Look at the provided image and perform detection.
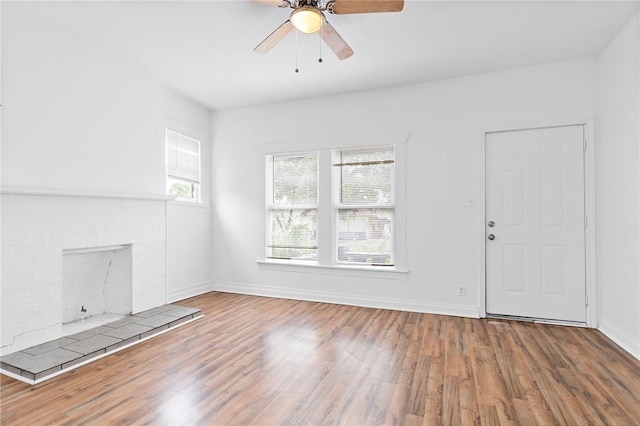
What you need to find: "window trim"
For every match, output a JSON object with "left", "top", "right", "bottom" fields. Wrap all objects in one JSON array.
[{"left": 260, "top": 132, "right": 408, "bottom": 272}]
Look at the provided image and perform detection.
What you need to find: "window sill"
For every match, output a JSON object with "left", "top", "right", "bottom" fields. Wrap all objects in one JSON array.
[
  {"left": 256, "top": 259, "right": 408, "bottom": 280},
  {"left": 168, "top": 200, "right": 209, "bottom": 209}
]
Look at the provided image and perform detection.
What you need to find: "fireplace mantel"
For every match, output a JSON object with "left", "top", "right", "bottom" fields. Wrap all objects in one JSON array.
[{"left": 0, "top": 186, "right": 175, "bottom": 201}]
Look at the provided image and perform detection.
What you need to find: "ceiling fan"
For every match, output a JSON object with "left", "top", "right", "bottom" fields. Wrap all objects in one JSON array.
[{"left": 253, "top": 0, "right": 404, "bottom": 61}]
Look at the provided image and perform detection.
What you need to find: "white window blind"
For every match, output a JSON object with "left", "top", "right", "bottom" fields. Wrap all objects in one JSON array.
[
  {"left": 333, "top": 146, "right": 395, "bottom": 265},
  {"left": 166, "top": 129, "right": 200, "bottom": 184},
  {"left": 166, "top": 129, "right": 201, "bottom": 203},
  {"left": 267, "top": 152, "right": 318, "bottom": 260}
]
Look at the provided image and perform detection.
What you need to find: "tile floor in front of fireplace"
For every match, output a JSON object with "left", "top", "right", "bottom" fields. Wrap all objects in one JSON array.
[{"left": 0, "top": 304, "right": 202, "bottom": 383}]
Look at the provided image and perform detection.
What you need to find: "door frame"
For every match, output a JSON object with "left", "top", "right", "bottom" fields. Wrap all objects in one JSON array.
[{"left": 480, "top": 118, "right": 597, "bottom": 328}]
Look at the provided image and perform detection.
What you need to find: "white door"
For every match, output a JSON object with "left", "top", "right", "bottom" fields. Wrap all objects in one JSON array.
[{"left": 485, "top": 125, "right": 586, "bottom": 323}]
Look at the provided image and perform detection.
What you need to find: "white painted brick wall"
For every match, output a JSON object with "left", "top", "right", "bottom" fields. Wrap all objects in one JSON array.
[{"left": 1, "top": 193, "right": 167, "bottom": 355}]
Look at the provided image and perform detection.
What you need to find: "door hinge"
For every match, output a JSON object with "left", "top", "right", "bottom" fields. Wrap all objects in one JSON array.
[
  {"left": 583, "top": 139, "right": 587, "bottom": 151},
  {"left": 585, "top": 294, "right": 589, "bottom": 306},
  {"left": 584, "top": 216, "right": 588, "bottom": 228}
]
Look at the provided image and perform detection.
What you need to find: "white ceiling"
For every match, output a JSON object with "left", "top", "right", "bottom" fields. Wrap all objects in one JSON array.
[{"left": 17, "top": 1, "right": 640, "bottom": 110}]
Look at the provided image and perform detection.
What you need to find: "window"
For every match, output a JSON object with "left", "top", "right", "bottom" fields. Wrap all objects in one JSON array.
[
  {"left": 166, "top": 129, "right": 201, "bottom": 203},
  {"left": 265, "top": 145, "right": 396, "bottom": 268},
  {"left": 333, "top": 146, "right": 395, "bottom": 265},
  {"left": 266, "top": 152, "right": 318, "bottom": 260}
]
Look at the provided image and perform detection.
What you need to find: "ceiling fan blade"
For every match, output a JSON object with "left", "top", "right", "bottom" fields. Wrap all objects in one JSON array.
[
  {"left": 254, "top": 20, "right": 295, "bottom": 53},
  {"left": 319, "top": 21, "right": 354, "bottom": 60},
  {"left": 330, "top": 0, "right": 404, "bottom": 14},
  {"left": 251, "top": 0, "right": 290, "bottom": 7}
]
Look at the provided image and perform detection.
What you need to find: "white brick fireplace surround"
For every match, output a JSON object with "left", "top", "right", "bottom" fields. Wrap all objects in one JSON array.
[{"left": 1, "top": 189, "right": 170, "bottom": 356}]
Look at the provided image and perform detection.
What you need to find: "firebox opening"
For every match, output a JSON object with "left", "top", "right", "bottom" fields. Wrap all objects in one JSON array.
[{"left": 62, "top": 244, "right": 133, "bottom": 335}]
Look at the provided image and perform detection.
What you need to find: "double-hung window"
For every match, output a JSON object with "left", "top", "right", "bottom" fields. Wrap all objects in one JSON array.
[
  {"left": 166, "top": 129, "right": 201, "bottom": 203},
  {"left": 266, "top": 145, "right": 397, "bottom": 268},
  {"left": 333, "top": 146, "right": 395, "bottom": 266},
  {"left": 266, "top": 152, "right": 318, "bottom": 260}
]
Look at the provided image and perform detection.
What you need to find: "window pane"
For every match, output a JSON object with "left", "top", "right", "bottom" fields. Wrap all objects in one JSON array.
[
  {"left": 337, "top": 208, "right": 394, "bottom": 265},
  {"left": 268, "top": 209, "right": 318, "bottom": 260},
  {"left": 273, "top": 154, "right": 317, "bottom": 206},
  {"left": 335, "top": 147, "right": 394, "bottom": 205},
  {"left": 167, "top": 177, "right": 199, "bottom": 202}
]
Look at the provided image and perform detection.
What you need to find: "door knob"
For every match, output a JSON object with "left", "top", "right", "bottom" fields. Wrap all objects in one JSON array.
[
  {"left": 488, "top": 221, "right": 495, "bottom": 227},
  {"left": 488, "top": 234, "right": 495, "bottom": 241}
]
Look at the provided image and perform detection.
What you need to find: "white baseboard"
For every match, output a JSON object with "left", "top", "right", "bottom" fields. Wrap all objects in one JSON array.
[
  {"left": 598, "top": 319, "right": 640, "bottom": 361},
  {"left": 210, "top": 281, "right": 480, "bottom": 319},
  {"left": 168, "top": 281, "right": 216, "bottom": 303}
]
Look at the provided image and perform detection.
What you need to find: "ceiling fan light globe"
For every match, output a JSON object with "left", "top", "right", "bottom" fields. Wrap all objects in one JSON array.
[{"left": 290, "top": 7, "right": 324, "bottom": 33}]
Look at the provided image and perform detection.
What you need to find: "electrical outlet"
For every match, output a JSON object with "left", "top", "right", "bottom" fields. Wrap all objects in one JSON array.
[{"left": 457, "top": 286, "right": 466, "bottom": 297}]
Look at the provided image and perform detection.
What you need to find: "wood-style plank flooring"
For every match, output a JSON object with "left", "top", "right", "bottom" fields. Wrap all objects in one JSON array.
[{"left": 1, "top": 292, "right": 639, "bottom": 425}]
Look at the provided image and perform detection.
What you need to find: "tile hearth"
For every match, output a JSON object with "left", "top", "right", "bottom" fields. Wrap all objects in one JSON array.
[{"left": 0, "top": 304, "right": 202, "bottom": 384}]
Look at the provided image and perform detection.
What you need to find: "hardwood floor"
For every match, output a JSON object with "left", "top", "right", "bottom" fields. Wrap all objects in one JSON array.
[{"left": 1, "top": 292, "right": 639, "bottom": 425}]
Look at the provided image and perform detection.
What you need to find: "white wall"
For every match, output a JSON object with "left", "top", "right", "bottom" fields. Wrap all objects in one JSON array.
[
  {"left": 596, "top": 13, "right": 640, "bottom": 359},
  {"left": 211, "top": 58, "right": 597, "bottom": 317},
  {"left": 1, "top": 5, "right": 161, "bottom": 195},
  {"left": 1, "top": 4, "right": 212, "bottom": 307}
]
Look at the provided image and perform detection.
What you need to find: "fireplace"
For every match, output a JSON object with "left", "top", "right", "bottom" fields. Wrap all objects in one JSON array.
[{"left": 1, "top": 190, "right": 169, "bottom": 356}]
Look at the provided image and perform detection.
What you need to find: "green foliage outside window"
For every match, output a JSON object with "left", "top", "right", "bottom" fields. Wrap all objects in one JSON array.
[
  {"left": 168, "top": 178, "right": 198, "bottom": 202},
  {"left": 269, "top": 209, "right": 317, "bottom": 259}
]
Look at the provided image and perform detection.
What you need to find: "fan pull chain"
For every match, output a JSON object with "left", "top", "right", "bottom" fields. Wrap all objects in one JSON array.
[
  {"left": 295, "top": 31, "right": 299, "bottom": 73},
  {"left": 318, "top": 33, "right": 323, "bottom": 63}
]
